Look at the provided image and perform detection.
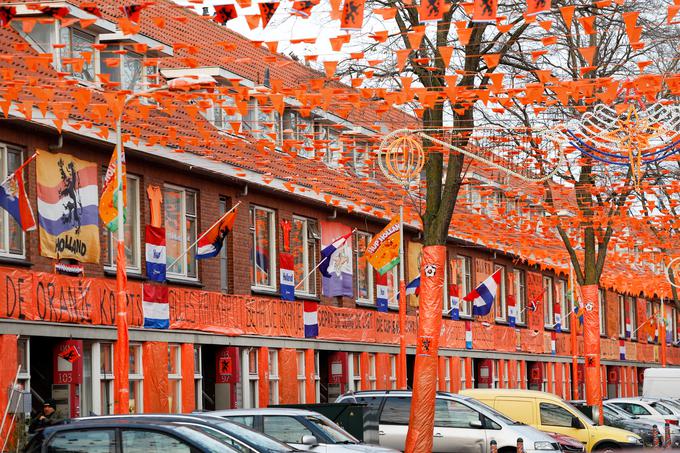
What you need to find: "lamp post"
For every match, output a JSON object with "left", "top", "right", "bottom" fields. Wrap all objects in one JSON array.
[{"left": 113, "top": 75, "right": 216, "bottom": 414}]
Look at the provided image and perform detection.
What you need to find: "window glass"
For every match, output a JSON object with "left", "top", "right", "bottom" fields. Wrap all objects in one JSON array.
[
  {"left": 651, "top": 402, "right": 673, "bottom": 415},
  {"left": 379, "top": 397, "right": 411, "bottom": 425},
  {"left": 543, "top": 276, "right": 553, "bottom": 327},
  {"left": 622, "top": 403, "right": 650, "bottom": 416},
  {"left": 435, "top": 399, "right": 482, "bottom": 428},
  {"left": 107, "top": 176, "right": 140, "bottom": 270},
  {"left": 457, "top": 256, "right": 472, "bottom": 316},
  {"left": 250, "top": 206, "right": 276, "bottom": 289},
  {"left": 539, "top": 402, "right": 575, "bottom": 428},
  {"left": 59, "top": 28, "right": 95, "bottom": 81},
  {"left": 48, "top": 430, "right": 115, "bottom": 453},
  {"left": 164, "top": 185, "right": 197, "bottom": 278},
  {"left": 305, "top": 416, "right": 357, "bottom": 443},
  {"left": 292, "top": 217, "right": 318, "bottom": 295},
  {"left": 514, "top": 269, "right": 527, "bottom": 324},
  {"left": 494, "top": 265, "right": 506, "bottom": 320},
  {"left": 227, "top": 416, "right": 255, "bottom": 428},
  {"left": 122, "top": 51, "right": 144, "bottom": 91},
  {"left": 219, "top": 198, "right": 229, "bottom": 293},
  {"left": 598, "top": 289, "right": 606, "bottom": 335},
  {"left": 122, "top": 430, "right": 191, "bottom": 453},
  {"left": 263, "top": 416, "right": 314, "bottom": 444},
  {"left": 0, "top": 146, "right": 25, "bottom": 256},
  {"left": 18, "top": 21, "right": 54, "bottom": 53},
  {"left": 354, "top": 231, "right": 372, "bottom": 302},
  {"left": 355, "top": 396, "right": 385, "bottom": 423}
]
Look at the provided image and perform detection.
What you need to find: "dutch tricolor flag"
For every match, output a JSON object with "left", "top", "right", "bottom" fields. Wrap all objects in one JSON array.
[
  {"left": 465, "top": 320, "right": 473, "bottom": 350},
  {"left": 466, "top": 269, "right": 502, "bottom": 317},
  {"left": 304, "top": 300, "right": 319, "bottom": 338},
  {"left": 619, "top": 339, "right": 626, "bottom": 360},
  {"left": 143, "top": 284, "right": 169, "bottom": 329}
]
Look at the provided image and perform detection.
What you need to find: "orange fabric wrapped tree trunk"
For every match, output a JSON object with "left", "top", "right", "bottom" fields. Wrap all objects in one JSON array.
[
  {"left": 404, "top": 246, "right": 445, "bottom": 453},
  {"left": 582, "top": 284, "right": 601, "bottom": 406}
]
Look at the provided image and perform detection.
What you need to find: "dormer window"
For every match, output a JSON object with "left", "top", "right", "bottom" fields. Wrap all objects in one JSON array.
[
  {"left": 99, "top": 47, "right": 153, "bottom": 91},
  {"left": 59, "top": 27, "right": 95, "bottom": 81},
  {"left": 281, "top": 110, "right": 314, "bottom": 158}
]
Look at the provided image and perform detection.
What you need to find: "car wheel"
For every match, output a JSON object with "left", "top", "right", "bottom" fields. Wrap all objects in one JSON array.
[{"left": 594, "top": 443, "right": 619, "bottom": 453}]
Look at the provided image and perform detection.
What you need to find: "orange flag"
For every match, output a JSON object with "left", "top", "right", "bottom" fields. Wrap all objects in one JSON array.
[
  {"left": 419, "top": 0, "right": 445, "bottom": 22},
  {"left": 258, "top": 2, "right": 279, "bottom": 28},
  {"left": 473, "top": 0, "right": 497, "bottom": 22},
  {"left": 526, "top": 0, "right": 550, "bottom": 16},
  {"left": 340, "top": 0, "right": 365, "bottom": 29}
]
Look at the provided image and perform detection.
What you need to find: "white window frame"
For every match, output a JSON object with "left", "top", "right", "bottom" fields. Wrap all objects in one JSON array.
[
  {"left": 205, "top": 93, "right": 241, "bottom": 132},
  {"left": 629, "top": 297, "right": 638, "bottom": 340},
  {"left": 164, "top": 184, "right": 198, "bottom": 280},
  {"left": 354, "top": 231, "right": 374, "bottom": 305},
  {"left": 17, "top": 338, "right": 30, "bottom": 392},
  {"left": 128, "top": 343, "right": 143, "bottom": 414},
  {"left": 297, "top": 350, "right": 306, "bottom": 404},
  {"left": 348, "top": 353, "right": 362, "bottom": 392},
  {"left": 543, "top": 276, "right": 554, "bottom": 329},
  {"left": 242, "top": 348, "right": 259, "bottom": 409},
  {"left": 494, "top": 264, "right": 506, "bottom": 321},
  {"left": 268, "top": 349, "right": 279, "bottom": 405},
  {"left": 0, "top": 144, "right": 25, "bottom": 258},
  {"left": 100, "top": 45, "right": 156, "bottom": 92},
  {"left": 250, "top": 205, "right": 277, "bottom": 291},
  {"left": 292, "top": 216, "right": 319, "bottom": 297},
  {"left": 458, "top": 255, "right": 473, "bottom": 318},
  {"left": 598, "top": 289, "right": 606, "bottom": 336},
  {"left": 386, "top": 266, "right": 399, "bottom": 310},
  {"left": 59, "top": 26, "right": 97, "bottom": 82},
  {"left": 559, "top": 280, "right": 570, "bottom": 331},
  {"left": 194, "top": 345, "right": 203, "bottom": 411},
  {"left": 619, "top": 295, "right": 626, "bottom": 338},
  {"left": 514, "top": 269, "right": 527, "bottom": 325},
  {"left": 92, "top": 342, "right": 114, "bottom": 415},
  {"left": 368, "top": 354, "right": 377, "bottom": 390},
  {"left": 105, "top": 174, "right": 141, "bottom": 273},
  {"left": 389, "top": 355, "right": 397, "bottom": 389},
  {"left": 168, "top": 344, "right": 182, "bottom": 413}
]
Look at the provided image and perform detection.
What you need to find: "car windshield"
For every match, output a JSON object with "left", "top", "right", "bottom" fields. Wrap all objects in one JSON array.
[
  {"left": 304, "top": 415, "right": 358, "bottom": 444},
  {"left": 213, "top": 420, "right": 296, "bottom": 451},
  {"left": 652, "top": 402, "right": 674, "bottom": 415},
  {"left": 463, "top": 398, "right": 517, "bottom": 425},
  {"left": 562, "top": 401, "right": 594, "bottom": 426},
  {"left": 174, "top": 426, "right": 240, "bottom": 453}
]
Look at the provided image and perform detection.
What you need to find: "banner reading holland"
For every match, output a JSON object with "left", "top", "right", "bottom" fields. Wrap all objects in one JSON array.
[
  {"left": 37, "top": 151, "right": 100, "bottom": 263},
  {"left": 365, "top": 216, "right": 400, "bottom": 275}
]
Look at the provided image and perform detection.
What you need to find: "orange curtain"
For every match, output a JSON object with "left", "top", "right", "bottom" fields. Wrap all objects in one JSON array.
[
  {"left": 305, "top": 349, "right": 316, "bottom": 403},
  {"left": 114, "top": 242, "right": 129, "bottom": 414},
  {"left": 181, "top": 343, "right": 195, "bottom": 413},
  {"left": 404, "top": 246, "right": 445, "bottom": 453},
  {"left": 581, "top": 284, "right": 601, "bottom": 405},
  {"left": 564, "top": 363, "right": 572, "bottom": 400},
  {"left": 437, "top": 357, "right": 447, "bottom": 391},
  {"left": 498, "top": 359, "right": 505, "bottom": 389},
  {"left": 0, "top": 335, "right": 18, "bottom": 444},
  {"left": 143, "top": 342, "right": 169, "bottom": 413},
  {"left": 520, "top": 361, "right": 527, "bottom": 389},
  {"left": 450, "top": 357, "right": 461, "bottom": 393},
  {"left": 258, "top": 347, "right": 270, "bottom": 407},
  {"left": 376, "top": 353, "right": 390, "bottom": 390},
  {"left": 508, "top": 360, "right": 517, "bottom": 389},
  {"left": 547, "top": 362, "right": 554, "bottom": 394},
  {"left": 360, "top": 352, "right": 370, "bottom": 390},
  {"left": 278, "top": 348, "right": 299, "bottom": 404},
  {"left": 555, "top": 363, "right": 564, "bottom": 398},
  {"left": 465, "top": 357, "right": 473, "bottom": 389}
]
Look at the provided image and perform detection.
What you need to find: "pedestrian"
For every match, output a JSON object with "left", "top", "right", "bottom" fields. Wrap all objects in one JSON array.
[{"left": 28, "top": 399, "right": 63, "bottom": 433}]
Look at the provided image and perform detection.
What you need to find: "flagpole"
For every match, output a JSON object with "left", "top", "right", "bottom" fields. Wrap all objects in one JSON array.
[
  {"left": 167, "top": 201, "right": 241, "bottom": 270},
  {"left": 661, "top": 297, "right": 667, "bottom": 368},
  {"left": 398, "top": 203, "right": 407, "bottom": 389},
  {"left": 0, "top": 152, "right": 39, "bottom": 187},
  {"left": 570, "top": 262, "right": 579, "bottom": 400}
]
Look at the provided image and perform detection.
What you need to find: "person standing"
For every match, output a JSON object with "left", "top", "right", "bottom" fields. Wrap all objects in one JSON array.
[{"left": 28, "top": 399, "right": 63, "bottom": 433}]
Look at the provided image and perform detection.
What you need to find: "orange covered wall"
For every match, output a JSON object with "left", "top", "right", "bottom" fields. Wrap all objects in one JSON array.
[
  {"left": 278, "top": 348, "right": 299, "bottom": 404},
  {"left": 0, "top": 335, "right": 18, "bottom": 443},
  {"left": 181, "top": 343, "right": 195, "bottom": 413},
  {"left": 143, "top": 342, "right": 169, "bottom": 413}
]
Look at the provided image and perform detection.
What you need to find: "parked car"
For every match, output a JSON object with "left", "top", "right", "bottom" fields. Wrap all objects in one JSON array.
[
  {"left": 607, "top": 397, "right": 680, "bottom": 424},
  {"left": 23, "top": 419, "right": 239, "bottom": 453},
  {"left": 460, "top": 389, "right": 643, "bottom": 452},
  {"left": 211, "top": 408, "right": 400, "bottom": 452},
  {"left": 335, "top": 390, "right": 561, "bottom": 452},
  {"left": 72, "top": 413, "right": 296, "bottom": 453},
  {"left": 571, "top": 400, "right": 680, "bottom": 447}
]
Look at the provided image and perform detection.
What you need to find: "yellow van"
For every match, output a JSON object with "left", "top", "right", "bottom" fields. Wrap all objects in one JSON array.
[{"left": 460, "top": 389, "right": 642, "bottom": 452}]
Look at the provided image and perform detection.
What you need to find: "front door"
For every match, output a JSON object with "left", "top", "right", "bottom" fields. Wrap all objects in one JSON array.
[
  {"left": 432, "top": 398, "right": 487, "bottom": 453},
  {"left": 538, "top": 401, "right": 589, "bottom": 446}
]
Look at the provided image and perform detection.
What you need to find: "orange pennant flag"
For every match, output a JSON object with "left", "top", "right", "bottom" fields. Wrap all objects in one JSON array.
[
  {"left": 482, "top": 53, "right": 500, "bottom": 68},
  {"left": 578, "top": 46, "right": 596, "bottom": 66},
  {"left": 438, "top": 46, "right": 453, "bottom": 67},
  {"left": 323, "top": 60, "right": 338, "bottom": 78},
  {"left": 395, "top": 49, "right": 411, "bottom": 72},
  {"left": 419, "top": 0, "right": 445, "bottom": 22},
  {"left": 578, "top": 16, "right": 596, "bottom": 35},
  {"left": 560, "top": 5, "right": 575, "bottom": 29},
  {"left": 473, "top": 0, "right": 497, "bottom": 22},
  {"left": 258, "top": 2, "right": 279, "bottom": 28},
  {"left": 340, "top": 0, "right": 365, "bottom": 30}
]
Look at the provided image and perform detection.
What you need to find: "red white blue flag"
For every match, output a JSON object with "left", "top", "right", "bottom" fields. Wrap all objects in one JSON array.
[
  {"left": 143, "top": 284, "right": 169, "bottom": 329},
  {"left": 304, "top": 300, "right": 318, "bottom": 338},
  {"left": 467, "top": 269, "right": 502, "bottom": 317},
  {"left": 145, "top": 225, "right": 166, "bottom": 282},
  {"left": 196, "top": 210, "right": 237, "bottom": 259},
  {"left": 465, "top": 320, "right": 473, "bottom": 349},
  {"left": 280, "top": 253, "right": 295, "bottom": 301},
  {"left": 0, "top": 163, "right": 36, "bottom": 232},
  {"left": 375, "top": 272, "right": 389, "bottom": 312}
]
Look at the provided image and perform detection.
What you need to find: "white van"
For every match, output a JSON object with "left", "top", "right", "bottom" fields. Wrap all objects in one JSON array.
[{"left": 643, "top": 368, "right": 680, "bottom": 400}]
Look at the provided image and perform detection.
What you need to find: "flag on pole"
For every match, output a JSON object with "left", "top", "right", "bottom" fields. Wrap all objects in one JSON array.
[
  {"left": 508, "top": 294, "right": 517, "bottom": 327},
  {"left": 320, "top": 230, "right": 353, "bottom": 298},
  {"left": 304, "top": 300, "right": 318, "bottom": 338},
  {"left": 196, "top": 210, "right": 237, "bottom": 259},
  {"left": 0, "top": 160, "right": 36, "bottom": 232},
  {"left": 405, "top": 276, "right": 420, "bottom": 296},
  {"left": 142, "top": 284, "right": 169, "bottom": 329},
  {"left": 467, "top": 269, "right": 502, "bottom": 317},
  {"left": 550, "top": 331, "right": 557, "bottom": 355},
  {"left": 365, "top": 216, "right": 400, "bottom": 275},
  {"left": 619, "top": 339, "right": 626, "bottom": 360},
  {"left": 99, "top": 147, "right": 126, "bottom": 232},
  {"left": 449, "top": 283, "right": 460, "bottom": 320},
  {"left": 280, "top": 253, "right": 295, "bottom": 301},
  {"left": 465, "top": 320, "right": 473, "bottom": 349},
  {"left": 145, "top": 225, "right": 166, "bottom": 282},
  {"left": 376, "top": 272, "right": 389, "bottom": 312}
]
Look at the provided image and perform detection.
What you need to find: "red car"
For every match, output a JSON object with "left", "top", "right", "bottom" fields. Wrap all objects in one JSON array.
[{"left": 547, "top": 432, "right": 586, "bottom": 452}]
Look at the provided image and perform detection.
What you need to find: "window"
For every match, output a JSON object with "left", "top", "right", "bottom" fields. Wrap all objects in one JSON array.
[
  {"left": 129, "top": 344, "right": 143, "bottom": 413},
  {"left": 612, "top": 402, "right": 650, "bottom": 416},
  {"left": 15, "top": 20, "right": 55, "bottom": 53},
  {"left": 98, "top": 342, "right": 114, "bottom": 415},
  {"left": 494, "top": 265, "right": 506, "bottom": 321},
  {"left": 106, "top": 175, "right": 140, "bottom": 272},
  {"left": 164, "top": 185, "right": 197, "bottom": 279},
  {"left": 48, "top": 429, "right": 115, "bottom": 453},
  {"left": 206, "top": 94, "right": 241, "bottom": 131},
  {"left": 457, "top": 256, "right": 473, "bottom": 317},
  {"left": 122, "top": 430, "right": 191, "bottom": 453},
  {"left": 269, "top": 349, "right": 279, "bottom": 405},
  {"left": 670, "top": 307, "right": 678, "bottom": 343},
  {"left": 354, "top": 231, "right": 374, "bottom": 304},
  {"left": 242, "top": 98, "right": 276, "bottom": 141},
  {"left": 350, "top": 353, "right": 362, "bottom": 391},
  {"left": 59, "top": 27, "right": 96, "bottom": 82},
  {"left": 540, "top": 402, "right": 575, "bottom": 427},
  {"left": 390, "top": 356, "right": 397, "bottom": 389},
  {"left": 380, "top": 397, "right": 412, "bottom": 425},
  {"left": 559, "top": 280, "right": 570, "bottom": 330},
  {"left": 250, "top": 205, "right": 276, "bottom": 290},
  {"left": 194, "top": 345, "right": 203, "bottom": 411},
  {"left": 292, "top": 216, "right": 319, "bottom": 296},
  {"left": 435, "top": 399, "right": 482, "bottom": 428},
  {"left": 17, "top": 338, "right": 29, "bottom": 392},
  {"left": 219, "top": 198, "right": 229, "bottom": 293},
  {"left": 316, "top": 123, "right": 343, "bottom": 167},
  {"left": 651, "top": 402, "right": 674, "bottom": 415},
  {"left": 628, "top": 297, "right": 638, "bottom": 340},
  {"left": 369, "top": 353, "right": 377, "bottom": 390},
  {"left": 100, "top": 47, "right": 155, "bottom": 92},
  {"left": 168, "top": 344, "right": 182, "bottom": 413},
  {"left": 544, "top": 276, "right": 554, "bottom": 328},
  {"left": 297, "top": 350, "right": 306, "bottom": 403},
  {"left": 245, "top": 348, "right": 258, "bottom": 408},
  {"left": 598, "top": 289, "right": 606, "bottom": 336},
  {"left": 263, "top": 416, "right": 314, "bottom": 444},
  {"left": 514, "top": 269, "right": 527, "bottom": 325},
  {"left": 0, "top": 145, "right": 25, "bottom": 257},
  {"left": 619, "top": 295, "right": 626, "bottom": 338},
  {"left": 386, "top": 266, "right": 399, "bottom": 310},
  {"left": 280, "top": 110, "right": 314, "bottom": 158}
]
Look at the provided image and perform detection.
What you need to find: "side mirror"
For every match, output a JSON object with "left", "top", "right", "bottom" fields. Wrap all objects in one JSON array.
[
  {"left": 301, "top": 435, "right": 319, "bottom": 446},
  {"left": 571, "top": 416, "right": 584, "bottom": 429},
  {"left": 469, "top": 420, "right": 484, "bottom": 429}
]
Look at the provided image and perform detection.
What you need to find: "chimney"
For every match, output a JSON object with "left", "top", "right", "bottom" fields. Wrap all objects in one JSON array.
[{"left": 202, "top": 6, "right": 210, "bottom": 16}]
